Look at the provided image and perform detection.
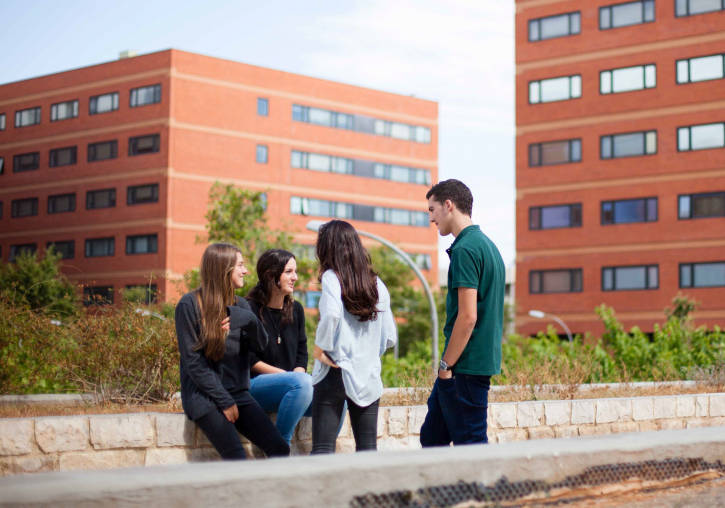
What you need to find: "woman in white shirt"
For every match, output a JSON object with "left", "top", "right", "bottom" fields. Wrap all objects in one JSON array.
[{"left": 311, "top": 220, "right": 397, "bottom": 454}]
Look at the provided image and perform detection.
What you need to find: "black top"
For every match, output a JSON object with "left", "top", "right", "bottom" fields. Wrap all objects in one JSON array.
[
  {"left": 247, "top": 299, "right": 308, "bottom": 375},
  {"left": 175, "top": 293, "right": 268, "bottom": 421}
]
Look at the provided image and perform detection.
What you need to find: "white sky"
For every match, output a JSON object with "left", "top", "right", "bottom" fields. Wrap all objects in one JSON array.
[{"left": 0, "top": 0, "right": 516, "bottom": 272}]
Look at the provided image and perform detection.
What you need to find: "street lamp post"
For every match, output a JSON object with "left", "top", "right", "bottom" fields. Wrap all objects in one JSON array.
[
  {"left": 528, "top": 309, "right": 573, "bottom": 342},
  {"left": 306, "top": 220, "right": 439, "bottom": 370}
]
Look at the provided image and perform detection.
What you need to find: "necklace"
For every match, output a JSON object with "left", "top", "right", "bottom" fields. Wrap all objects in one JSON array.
[{"left": 265, "top": 307, "right": 283, "bottom": 345}]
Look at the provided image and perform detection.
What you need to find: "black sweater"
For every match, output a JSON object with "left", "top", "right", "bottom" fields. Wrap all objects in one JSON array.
[
  {"left": 247, "top": 299, "right": 308, "bottom": 375},
  {"left": 175, "top": 293, "right": 268, "bottom": 420}
]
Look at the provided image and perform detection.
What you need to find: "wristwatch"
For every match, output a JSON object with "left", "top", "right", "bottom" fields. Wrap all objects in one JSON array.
[{"left": 439, "top": 359, "right": 452, "bottom": 371}]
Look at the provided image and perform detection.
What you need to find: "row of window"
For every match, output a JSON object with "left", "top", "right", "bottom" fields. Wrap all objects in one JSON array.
[
  {"left": 528, "top": 0, "right": 724, "bottom": 42},
  {"left": 528, "top": 122, "right": 724, "bottom": 168},
  {"left": 292, "top": 104, "right": 431, "bottom": 144},
  {"left": 3, "top": 184, "right": 158, "bottom": 219},
  {"left": 1, "top": 134, "right": 160, "bottom": 174},
  {"left": 82, "top": 285, "right": 158, "bottom": 306},
  {"left": 529, "top": 51, "right": 725, "bottom": 104},
  {"left": 2, "top": 85, "right": 161, "bottom": 129},
  {"left": 291, "top": 150, "right": 431, "bottom": 185},
  {"left": 290, "top": 196, "right": 429, "bottom": 227},
  {"left": 530, "top": 261, "right": 725, "bottom": 294},
  {"left": 529, "top": 192, "right": 724, "bottom": 229},
  {"left": 8, "top": 234, "right": 158, "bottom": 262}
]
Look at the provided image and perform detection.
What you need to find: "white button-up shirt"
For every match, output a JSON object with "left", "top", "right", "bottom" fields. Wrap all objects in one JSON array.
[{"left": 311, "top": 270, "right": 397, "bottom": 407}]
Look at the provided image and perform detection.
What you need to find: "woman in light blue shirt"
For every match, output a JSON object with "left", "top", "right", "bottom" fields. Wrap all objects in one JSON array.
[{"left": 311, "top": 220, "right": 397, "bottom": 454}]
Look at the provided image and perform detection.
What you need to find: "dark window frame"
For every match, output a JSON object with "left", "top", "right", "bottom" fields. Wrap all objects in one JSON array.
[
  {"left": 678, "top": 191, "right": 725, "bottom": 219},
  {"left": 87, "top": 140, "right": 118, "bottom": 162},
  {"left": 49, "top": 146, "right": 78, "bottom": 167},
  {"left": 14, "top": 106, "right": 41, "bottom": 128},
  {"left": 125, "top": 234, "right": 158, "bottom": 255},
  {"left": 529, "top": 203, "right": 582, "bottom": 230},
  {"left": 83, "top": 286, "right": 114, "bottom": 306},
  {"left": 677, "top": 121, "right": 725, "bottom": 152},
  {"left": 13, "top": 152, "right": 40, "bottom": 172},
  {"left": 679, "top": 261, "right": 725, "bottom": 288},
  {"left": 528, "top": 11, "right": 581, "bottom": 42},
  {"left": 127, "top": 183, "right": 159, "bottom": 205},
  {"left": 128, "top": 134, "right": 160, "bottom": 156},
  {"left": 50, "top": 99, "right": 79, "bottom": 122},
  {"left": 600, "top": 63, "right": 657, "bottom": 94},
  {"left": 528, "top": 138, "right": 582, "bottom": 166},
  {"left": 602, "top": 264, "right": 659, "bottom": 291},
  {"left": 0, "top": 112, "right": 5, "bottom": 131},
  {"left": 11, "top": 197, "right": 39, "bottom": 218},
  {"left": 84, "top": 237, "right": 115, "bottom": 258},
  {"left": 257, "top": 97, "right": 269, "bottom": 116},
  {"left": 601, "top": 196, "right": 658, "bottom": 225},
  {"left": 9, "top": 243, "right": 37, "bottom": 262},
  {"left": 600, "top": 129, "right": 657, "bottom": 159},
  {"left": 46, "top": 240, "right": 75, "bottom": 260},
  {"left": 675, "top": 0, "right": 725, "bottom": 17},
  {"left": 89, "top": 92, "right": 119, "bottom": 115},
  {"left": 600, "top": 0, "right": 656, "bottom": 30},
  {"left": 529, "top": 268, "right": 583, "bottom": 294},
  {"left": 47, "top": 193, "right": 76, "bottom": 214},
  {"left": 256, "top": 144, "right": 268, "bottom": 164},
  {"left": 86, "top": 188, "right": 116, "bottom": 209},
  {"left": 528, "top": 74, "right": 582, "bottom": 104},
  {"left": 129, "top": 84, "right": 161, "bottom": 108},
  {"left": 676, "top": 52, "right": 725, "bottom": 84}
]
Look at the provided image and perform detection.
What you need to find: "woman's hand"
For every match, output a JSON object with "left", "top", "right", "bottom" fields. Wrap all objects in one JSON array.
[
  {"left": 221, "top": 316, "right": 230, "bottom": 334},
  {"left": 223, "top": 404, "right": 239, "bottom": 423},
  {"left": 293, "top": 366, "right": 306, "bottom": 373},
  {"left": 313, "top": 345, "right": 339, "bottom": 368}
]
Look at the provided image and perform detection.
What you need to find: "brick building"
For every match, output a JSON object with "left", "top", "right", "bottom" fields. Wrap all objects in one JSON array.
[
  {"left": 516, "top": 0, "right": 725, "bottom": 336},
  {"left": 0, "top": 50, "right": 438, "bottom": 304}
]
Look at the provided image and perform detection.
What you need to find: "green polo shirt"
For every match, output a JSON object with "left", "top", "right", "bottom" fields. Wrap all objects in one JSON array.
[{"left": 444, "top": 225, "right": 505, "bottom": 376}]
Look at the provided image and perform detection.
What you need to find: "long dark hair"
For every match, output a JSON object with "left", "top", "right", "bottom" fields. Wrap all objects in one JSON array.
[
  {"left": 316, "top": 220, "right": 378, "bottom": 322},
  {"left": 195, "top": 243, "right": 242, "bottom": 362},
  {"left": 247, "top": 249, "right": 295, "bottom": 324}
]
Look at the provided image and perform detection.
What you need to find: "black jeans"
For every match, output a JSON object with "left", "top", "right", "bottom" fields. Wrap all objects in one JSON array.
[
  {"left": 195, "top": 391, "right": 290, "bottom": 460},
  {"left": 420, "top": 373, "right": 491, "bottom": 447},
  {"left": 311, "top": 368, "right": 379, "bottom": 454}
]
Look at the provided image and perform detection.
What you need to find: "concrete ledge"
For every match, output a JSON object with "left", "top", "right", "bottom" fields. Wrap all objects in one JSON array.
[{"left": 1, "top": 426, "right": 724, "bottom": 507}]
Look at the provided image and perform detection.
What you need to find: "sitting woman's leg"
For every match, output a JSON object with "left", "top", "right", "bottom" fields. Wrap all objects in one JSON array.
[
  {"left": 195, "top": 409, "right": 246, "bottom": 460},
  {"left": 235, "top": 392, "right": 290, "bottom": 458},
  {"left": 311, "top": 368, "right": 346, "bottom": 454},
  {"left": 250, "top": 372, "right": 313, "bottom": 444}
]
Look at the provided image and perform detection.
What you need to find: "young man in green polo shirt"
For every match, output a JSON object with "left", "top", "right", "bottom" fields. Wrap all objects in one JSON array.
[{"left": 420, "top": 179, "right": 505, "bottom": 446}]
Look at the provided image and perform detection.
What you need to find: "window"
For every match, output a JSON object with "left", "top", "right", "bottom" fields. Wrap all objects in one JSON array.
[
  {"left": 529, "top": 204, "right": 582, "bottom": 230},
  {"left": 9, "top": 243, "right": 37, "bottom": 262},
  {"left": 11, "top": 198, "right": 38, "bottom": 218},
  {"left": 50, "top": 100, "right": 79, "bottom": 122},
  {"left": 678, "top": 192, "right": 725, "bottom": 219},
  {"left": 602, "top": 265, "right": 658, "bottom": 291},
  {"left": 49, "top": 146, "right": 77, "bottom": 167},
  {"left": 86, "top": 188, "right": 116, "bottom": 209},
  {"left": 48, "top": 193, "right": 76, "bottom": 214},
  {"left": 600, "top": 0, "right": 655, "bottom": 29},
  {"left": 89, "top": 92, "right": 119, "bottom": 115},
  {"left": 83, "top": 286, "right": 114, "bottom": 306},
  {"left": 256, "top": 144, "right": 268, "bottom": 163},
  {"left": 530, "top": 269, "right": 582, "bottom": 294},
  {"left": 303, "top": 290, "right": 322, "bottom": 308},
  {"left": 601, "top": 130, "right": 657, "bottom": 158},
  {"left": 125, "top": 284, "right": 158, "bottom": 304},
  {"left": 602, "top": 197, "right": 657, "bottom": 224},
  {"left": 677, "top": 53, "right": 725, "bottom": 84},
  {"left": 257, "top": 98, "right": 269, "bottom": 116},
  {"left": 46, "top": 240, "right": 75, "bottom": 260},
  {"left": 680, "top": 261, "right": 725, "bottom": 288},
  {"left": 0, "top": 113, "right": 5, "bottom": 130},
  {"left": 291, "top": 150, "right": 431, "bottom": 184},
  {"left": 126, "top": 234, "right": 158, "bottom": 254},
  {"left": 87, "top": 140, "right": 118, "bottom": 161},
  {"left": 678, "top": 122, "right": 725, "bottom": 151},
  {"left": 529, "top": 139, "right": 581, "bottom": 166},
  {"left": 290, "top": 196, "right": 428, "bottom": 226},
  {"left": 85, "top": 237, "right": 114, "bottom": 257},
  {"left": 13, "top": 152, "right": 40, "bottom": 172},
  {"left": 292, "top": 104, "right": 431, "bottom": 143},
  {"left": 528, "top": 11, "right": 580, "bottom": 41},
  {"left": 600, "top": 64, "right": 656, "bottom": 94},
  {"left": 0, "top": 157, "right": 3, "bottom": 175},
  {"left": 528, "top": 75, "right": 581, "bottom": 104},
  {"left": 676, "top": 0, "right": 725, "bottom": 17},
  {"left": 130, "top": 84, "right": 161, "bottom": 107},
  {"left": 127, "top": 183, "right": 159, "bottom": 205},
  {"left": 14, "top": 107, "right": 41, "bottom": 127},
  {"left": 128, "top": 134, "right": 160, "bottom": 156}
]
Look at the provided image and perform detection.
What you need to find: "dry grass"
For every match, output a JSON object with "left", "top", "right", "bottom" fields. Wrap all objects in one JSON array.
[{"left": 0, "top": 399, "right": 182, "bottom": 418}]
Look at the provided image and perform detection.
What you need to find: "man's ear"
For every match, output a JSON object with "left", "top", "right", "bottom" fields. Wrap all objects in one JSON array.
[{"left": 444, "top": 199, "right": 455, "bottom": 212}]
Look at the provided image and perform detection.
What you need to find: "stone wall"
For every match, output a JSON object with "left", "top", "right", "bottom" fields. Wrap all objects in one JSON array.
[{"left": 2, "top": 392, "right": 724, "bottom": 476}]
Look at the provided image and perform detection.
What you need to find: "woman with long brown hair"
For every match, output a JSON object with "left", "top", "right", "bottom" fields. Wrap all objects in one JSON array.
[
  {"left": 175, "top": 243, "right": 289, "bottom": 459},
  {"left": 311, "top": 220, "right": 397, "bottom": 454}
]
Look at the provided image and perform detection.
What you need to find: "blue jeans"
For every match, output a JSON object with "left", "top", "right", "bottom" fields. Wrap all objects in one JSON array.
[
  {"left": 420, "top": 373, "right": 491, "bottom": 447},
  {"left": 249, "top": 371, "right": 313, "bottom": 444}
]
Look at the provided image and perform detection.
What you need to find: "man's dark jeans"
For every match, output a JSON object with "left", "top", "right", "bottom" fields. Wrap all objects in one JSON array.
[{"left": 420, "top": 373, "right": 491, "bottom": 446}]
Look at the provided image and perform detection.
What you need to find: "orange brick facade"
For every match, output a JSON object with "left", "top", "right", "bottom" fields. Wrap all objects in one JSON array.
[
  {"left": 0, "top": 50, "right": 438, "bottom": 304},
  {"left": 516, "top": 1, "right": 725, "bottom": 336}
]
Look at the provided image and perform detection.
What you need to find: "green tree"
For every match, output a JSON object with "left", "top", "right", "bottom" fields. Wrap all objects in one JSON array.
[
  {"left": 0, "top": 250, "right": 79, "bottom": 318},
  {"left": 188, "top": 182, "right": 316, "bottom": 295}
]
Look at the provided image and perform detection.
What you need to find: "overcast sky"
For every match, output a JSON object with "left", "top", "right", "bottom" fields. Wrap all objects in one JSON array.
[{"left": 0, "top": 0, "right": 516, "bottom": 271}]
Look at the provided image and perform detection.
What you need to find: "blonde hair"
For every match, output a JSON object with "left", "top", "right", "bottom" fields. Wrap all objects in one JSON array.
[{"left": 194, "top": 243, "right": 242, "bottom": 361}]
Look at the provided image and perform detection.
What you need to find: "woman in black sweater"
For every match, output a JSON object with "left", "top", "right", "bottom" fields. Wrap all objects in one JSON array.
[
  {"left": 175, "top": 243, "right": 289, "bottom": 459},
  {"left": 246, "top": 249, "right": 313, "bottom": 445}
]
